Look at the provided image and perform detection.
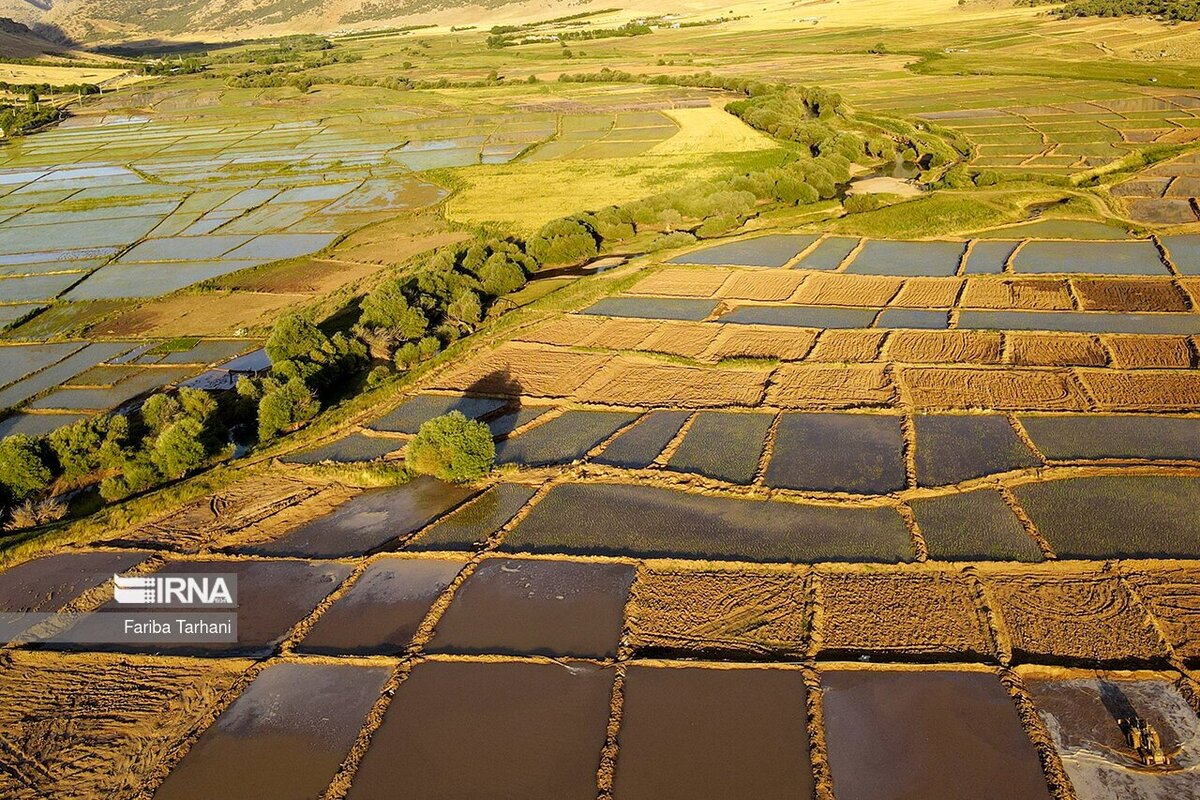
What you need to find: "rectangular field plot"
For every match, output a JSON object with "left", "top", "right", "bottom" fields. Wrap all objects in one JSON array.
[
  {"left": 986, "top": 571, "right": 1168, "bottom": 665},
  {"left": 495, "top": 410, "right": 638, "bottom": 467},
  {"left": 65, "top": 260, "right": 266, "bottom": 299},
  {"left": 1025, "top": 674, "right": 1200, "bottom": 800},
  {"left": 408, "top": 483, "right": 538, "bottom": 551},
  {"left": 366, "top": 394, "right": 506, "bottom": 434},
  {"left": 666, "top": 411, "right": 772, "bottom": 484},
  {"left": 28, "top": 366, "right": 194, "bottom": 411},
  {"left": 504, "top": 483, "right": 915, "bottom": 563},
  {"left": 0, "top": 342, "right": 84, "bottom": 387},
  {"left": 75, "top": 559, "right": 351, "bottom": 656},
  {"left": 345, "top": 660, "right": 613, "bottom": 800},
  {"left": 0, "top": 412, "right": 86, "bottom": 437},
  {"left": 1019, "top": 414, "right": 1200, "bottom": 460},
  {"left": 0, "top": 551, "right": 148, "bottom": 614},
  {"left": 1122, "top": 567, "right": 1200, "bottom": 662},
  {"left": 719, "top": 305, "right": 878, "bottom": 328},
  {"left": 820, "top": 669, "right": 1053, "bottom": 800},
  {"left": 280, "top": 433, "right": 402, "bottom": 465},
  {"left": 957, "top": 310, "right": 1200, "bottom": 335},
  {"left": 793, "top": 236, "right": 859, "bottom": 270},
  {"left": 582, "top": 297, "right": 719, "bottom": 322},
  {"left": 242, "top": 478, "right": 476, "bottom": 557},
  {"left": 766, "top": 413, "right": 906, "bottom": 494},
  {"left": 914, "top": 414, "right": 1040, "bottom": 486},
  {"left": 875, "top": 308, "right": 950, "bottom": 329},
  {"left": 910, "top": 489, "right": 1043, "bottom": 562},
  {"left": 0, "top": 651, "right": 250, "bottom": 800},
  {"left": 666, "top": 234, "right": 819, "bottom": 267},
  {"left": 1162, "top": 235, "right": 1200, "bottom": 274},
  {"left": 428, "top": 558, "right": 634, "bottom": 658},
  {"left": 815, "top": 570, "right": 995, "bottom": 659},
  {"left": 628, "top": 569, "right": 808, "bottom": 657},
  {"left": 155, "top": 662, "right": 388, "bottom": 800},
  {"left": 613, "top": 665, "right": 814, "bottom": 800},
  {"left": 594, "top": 410, "right": 689, "bottom": 468},
  {"left": 0, "top": 342, "right": 132, "bottom": 409},
  {"left": 1013, "top": 475, "right": 1200, "bottom": 559},
  {"left": 845, "top": 240, "right": 966, "bottom": 277},
  {"left": 300, "top": 557, "right": 464, "bottom": 655},
  {"left": 965, "top": 241, "right": 1019, "bottom": 274},
  {"left": 1013, "top": 241, "right": 1167, "bottom": 275}
]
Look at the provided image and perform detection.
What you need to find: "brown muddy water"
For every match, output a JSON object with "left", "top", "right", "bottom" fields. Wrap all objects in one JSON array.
[
  {"left": 821, "top": 668, "right": 1052, "bottom": 800},
  {"left": 429, "top": 557, "right": 634, "bottom": 658},
  {"left": 346, "top": 660, "right": 614, "bottom": 800},
  {"left": 241, "top": 477, "right": 476, "bottom": 557},
  {"left": 299, "top": 557, "right": 465, "bottom": 655},
  {"left": 613, "top": 664, "right": 814, "bottom": 800},
  {"left": 154, "top": 662, "right": 389, "bottom": 800}
]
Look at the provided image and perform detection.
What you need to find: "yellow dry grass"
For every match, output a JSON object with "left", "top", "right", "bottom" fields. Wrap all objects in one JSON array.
[{"left": 648, "top": 104, "right": 778, "bottom": 156}]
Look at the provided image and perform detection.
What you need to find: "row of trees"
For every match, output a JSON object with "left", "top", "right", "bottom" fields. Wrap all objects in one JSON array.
[
  {"left": 1018, "top": 0, "right": 1200, "bottom": 21},
  {"left": 0, "top": 386, "right": 232, "bottom": 515}
]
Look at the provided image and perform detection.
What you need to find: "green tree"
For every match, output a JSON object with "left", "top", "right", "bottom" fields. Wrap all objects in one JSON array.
[
  {"left": 406, "top": 411, "right": 495, "bottom": 483},
  {"left": 359, "top": 279, "right": 429, "bottom": 337},
  {"left": 0, "top": 434, "right": 52, "bottom": 503},
  {"left": 266, "top": 313, "right": 328, "bottom": 363},
  {"left": 525, "top": 217, "right": 598, "bottom": 265},
  {"left": 258, "top": 378, "right": 320, "bottom": 440},
  {"left": 141, "top": 393, "right": 182, "bottom": 435},
  {"left": 151, "top": 418, "right": 207, "bottom": 479}
]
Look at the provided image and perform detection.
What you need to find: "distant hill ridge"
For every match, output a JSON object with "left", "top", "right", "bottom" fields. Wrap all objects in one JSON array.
[{"left": 0, "top": 0, "right": 595, "bottom": 42}]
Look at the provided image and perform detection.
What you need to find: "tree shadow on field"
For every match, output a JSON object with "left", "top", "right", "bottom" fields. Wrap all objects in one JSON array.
[{"left": 466, "top": 367, "right": 524, "bottom": 400}]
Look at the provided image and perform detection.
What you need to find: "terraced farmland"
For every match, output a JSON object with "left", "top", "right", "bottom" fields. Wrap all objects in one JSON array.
[{"left": 4, "top": 7, "right": 1200, "bottom": 799}]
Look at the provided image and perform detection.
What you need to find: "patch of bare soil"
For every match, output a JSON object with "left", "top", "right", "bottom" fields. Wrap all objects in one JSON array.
[
  {"left": 631, "top": 268, "right": 731, "bottom": 297},
  {"left": 1077, "top": 369, "right": 1200, "bottom": 411},
  {"left": 1070, "top": 278, "right": 1190, "bottom": 312},
  {"left": 1122, "top": 566, "right": 1200, "bottom": 662},
  {"left": 899, "top": 367, "right": 1088, "bottom": 411},
  {"left": 718, "top": 271, "right": 806, "bottom": 302},
  {"left": 704, "top": 325, "right": 817, "bottom": 361},
  {"left": 627, "top": 567, "right": 809, "bottom": 657},
  {"left": 1103, "top": 335, "right": 1195, "bottom": 369},
  {"left": 986, "top": 571, "right": 1168, "bottom": 665},
  {"left": 891, "top": 278, "right": 963, "bottom": 309},
  {"left": 884, "top": 331, "right": 1002, "bottom": 364},
  {"left": 637, "top": 321, "right": 724, "bottom": 360},
  {"left": 95, "top": 292, "right": 302, "bottom": 338},
  {"left": 434, "top": 343, "right": 612, "bottom": 397},
  {"left": 1005, "top": 333, "right": 1109, "bottom": 367},
  {"left": 960, "top": 278, "right": 1075, "bottom": 310},
  {"left": 514, "top": 315, "right": 608, "bottom": 347},
  {"left": 0, "top": 651, "right": 249, "bottom": 800},
  {"left": 576, "top": 357, "right": 769, "bottom": 407},
  {"left": 767, "top": 363, "right": 896, "bottom": 408},
  {"left": 108, "top": 474, "right": 356, "bottom": 553},
  {"left": 814, "top": 569, "right": 994, "bottom": 660},
  {"left": 791, "top": 273, "right": 904, "bottom": 307},
  {"left": 583, "top": 318, "right": 664, "bottom": 350},
  {"left": 806, "top": 330, "right": 888, "bottom": 363}
]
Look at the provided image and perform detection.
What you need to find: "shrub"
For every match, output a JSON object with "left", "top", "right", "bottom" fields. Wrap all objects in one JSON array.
[
  {"left": 4, "top": 497, "right": 67, "bottom": 530},
  {"left": 258, "top": 378, "right": 320, "bottom": 440},
  {"left": 406, "top": 411, "right": 495, "bottom": 483},
  {"left": 525, "top": 217, "right": 599, "bottom": 265},
  {"left": 0, "top": 434, "right": 52, "bottom": 504},
  {"left": 843, "top": 193, "right": 885, "bottom": 213}
]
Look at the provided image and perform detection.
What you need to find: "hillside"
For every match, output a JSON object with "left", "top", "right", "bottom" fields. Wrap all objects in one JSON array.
[{"left": 0, "top": 15, "right": 69, "bottom": 55}]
